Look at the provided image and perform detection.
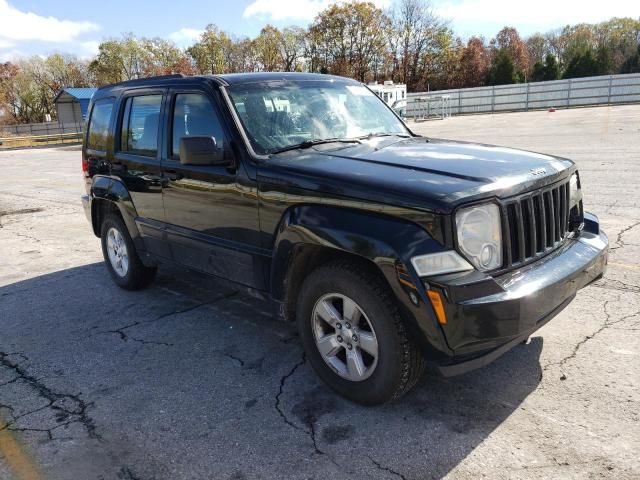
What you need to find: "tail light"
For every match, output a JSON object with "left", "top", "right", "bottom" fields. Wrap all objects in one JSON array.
[{"left": 82, "top": 156, "right": 89, "bottom": 173}]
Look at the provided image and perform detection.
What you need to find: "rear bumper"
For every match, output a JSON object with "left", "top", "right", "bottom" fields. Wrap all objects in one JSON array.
[
  {"left": 81, "top": 194, "right": 92, "bottom": 223},
  {"left": 430, "top": 211, "right": 608, "bottom": 376}
]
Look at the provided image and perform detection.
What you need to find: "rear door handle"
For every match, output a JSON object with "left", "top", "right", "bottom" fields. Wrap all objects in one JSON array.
[{"left": 164, "top": 169, "right": 183, "bottom": 181}]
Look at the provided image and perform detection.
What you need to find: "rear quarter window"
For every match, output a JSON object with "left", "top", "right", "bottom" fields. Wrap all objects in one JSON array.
[{"left": 87, "top": 98, "right": 115, "bottom": 151}]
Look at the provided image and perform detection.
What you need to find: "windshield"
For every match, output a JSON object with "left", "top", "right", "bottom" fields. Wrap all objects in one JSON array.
[{"left": 226, "top": 80, "right": 409, "bottom": 155}]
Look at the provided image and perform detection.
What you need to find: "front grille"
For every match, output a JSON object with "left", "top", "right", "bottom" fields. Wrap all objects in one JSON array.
[{"left": 502, "top": 179, "right": 581, "bottom": 268}]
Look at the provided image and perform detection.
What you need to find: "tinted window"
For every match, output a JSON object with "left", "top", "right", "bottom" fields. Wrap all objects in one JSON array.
[
  {"left": 172, "top": 93, "right": 224, "bottom": 158},
  {"left": 87, "top": 99, "right": 114, "bottom": 151},
  {"left": 120, "top": 95, "right": 162, "bottom": 156}
]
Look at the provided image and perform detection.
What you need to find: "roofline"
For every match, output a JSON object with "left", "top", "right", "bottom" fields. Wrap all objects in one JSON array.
[
  {"left": 92, "top": 72, "right": 361, "bottom": 96},
  {"left": 95, "top": 74, "right": 187, "bottom": 92}
]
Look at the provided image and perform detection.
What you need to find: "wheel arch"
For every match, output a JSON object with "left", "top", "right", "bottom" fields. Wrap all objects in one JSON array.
[
  {"left": 90, "top": 175, "right": 144, "bottom": 252},
  {"left": 270, "top": 204, "right": 453, "bottom": 357}
]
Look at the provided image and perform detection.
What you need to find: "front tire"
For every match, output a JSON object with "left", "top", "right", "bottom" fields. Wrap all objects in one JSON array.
[
  {"left": 297, "top": 261, "right": 424, "bottom": 405},
  {"left": 100, "top": 214, "right": 156, "bottom": 290}
]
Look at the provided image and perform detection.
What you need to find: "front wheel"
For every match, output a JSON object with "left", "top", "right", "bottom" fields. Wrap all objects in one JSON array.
[
  {"left": 100, "top": 214, "right": 157, "bottom": 290},
  {"left": 297, "top": 261, "right": 424, "bottom": 405}
]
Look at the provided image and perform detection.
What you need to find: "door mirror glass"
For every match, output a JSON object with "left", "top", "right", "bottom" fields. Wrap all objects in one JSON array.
[{"left": 179, "top": 136, "right": 228, "bottom": 166}]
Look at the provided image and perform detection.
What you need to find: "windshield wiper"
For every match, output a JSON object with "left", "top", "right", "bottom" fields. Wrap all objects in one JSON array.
[
  {"left": 270, "top": 138, "right": 361, "bottom": 155},
  {"left": 357, "top": 132, "right": 412, "bottom": 140}
]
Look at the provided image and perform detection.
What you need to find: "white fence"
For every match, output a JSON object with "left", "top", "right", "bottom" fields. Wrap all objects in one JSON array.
[
  {"left": 0, "top": 121, "right": 83, "bottom": 137},
  {"left": 407, "top": 73, "right": 640, "bottom": 118}
]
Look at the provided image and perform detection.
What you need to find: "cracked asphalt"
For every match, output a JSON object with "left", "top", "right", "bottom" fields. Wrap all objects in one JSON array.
[{"left": 1, "top": 104, "right": 639, "bottom": 479}]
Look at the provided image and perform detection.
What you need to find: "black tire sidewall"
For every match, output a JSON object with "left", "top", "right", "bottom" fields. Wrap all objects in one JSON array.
[
  {"left": 297, "top": 265, "right": 406, "bottom": 405},
  {"left": 100, "top": 214, "right": 140, "bottom": 289}
]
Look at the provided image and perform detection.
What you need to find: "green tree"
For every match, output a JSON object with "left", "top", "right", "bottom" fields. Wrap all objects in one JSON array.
[
  {"left": 89, "top": 35, "right": 149, "bottom": 84},
  {"left": 487, "top": 49, "right": 518, "bottom": 85},
  {"left": 563, "top": 49, "right": 600, "bottom": 78},
  {"left": 621, "top": 45, "right": 640, "bottom": 73},
  {"left": 531, "top": 53, "right": 560, "bottom": 81}
]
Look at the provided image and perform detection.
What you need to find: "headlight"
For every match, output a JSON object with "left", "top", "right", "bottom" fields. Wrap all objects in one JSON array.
[
  {"left": 569, "top": 173, "right": 581, "bottom": 207},
  {"left": 456, "top": 203, "right": 502, "bottom": 271},
  {"left": 411, "top": 251, "right": 473, "bottom": 277}
]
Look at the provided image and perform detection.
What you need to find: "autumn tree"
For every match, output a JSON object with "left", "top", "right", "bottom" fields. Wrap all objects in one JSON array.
[
  {"left": 309, "top": 2, "right": 390, "bottom": 81},
  {"left": 141, "top": 38, "right": 196, "bottom": 76},
  {"left": 254, "top": 25, "right": 283, "bottom": 71},
  {"left": 0, "top": 62, "right": 19, "bottom": 123},
  {"left": 459, "top": 37, "right": 490, "bottom": 87},
  {"left": 492, "top": 27, "right": 530, "bottom": 81},
  {"left": 226, "top": 37, "right": 258, "bottom": 73},
  {"left": 188, "top": 25, "right": 232, "bottom": 74},
  {"left": 279, "top": 27, "right": 306, "bottom": 71},
  {"left": 390, "top": 0, "right": 446, "bottom": 89}
]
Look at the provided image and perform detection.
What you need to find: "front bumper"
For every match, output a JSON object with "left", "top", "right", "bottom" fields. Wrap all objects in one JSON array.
[{"left": 429, "top": 212, "right": 608, "bottom": 376}]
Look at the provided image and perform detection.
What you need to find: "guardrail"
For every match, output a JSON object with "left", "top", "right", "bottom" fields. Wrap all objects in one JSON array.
[
  {"left": 407, "top": 73, "right": 640, "bottom": 118},
  {"left": 0, "top": 132, "right": 83, "bottom": 149}
]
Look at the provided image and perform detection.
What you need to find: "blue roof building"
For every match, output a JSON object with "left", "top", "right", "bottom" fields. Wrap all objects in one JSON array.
[{"left": 53, "top": 88, "right": 97, "bottom": 124}]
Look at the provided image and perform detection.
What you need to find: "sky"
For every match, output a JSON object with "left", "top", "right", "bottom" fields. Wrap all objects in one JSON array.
[{"left": 0, "top": 0, "right": 638, "bottom": 61}]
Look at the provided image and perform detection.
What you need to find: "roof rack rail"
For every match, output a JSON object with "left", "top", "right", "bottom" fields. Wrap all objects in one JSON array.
[{"left": 98, "top": 73, "right": 187, "bottom": 89}]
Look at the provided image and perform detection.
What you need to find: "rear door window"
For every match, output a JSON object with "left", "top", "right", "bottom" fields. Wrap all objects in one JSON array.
[
  {"left": 120, "top": 95, "right": 162, "bottom": 157},
  {"left": 87, "top": 98, "right": 114, "bottom": 151}
]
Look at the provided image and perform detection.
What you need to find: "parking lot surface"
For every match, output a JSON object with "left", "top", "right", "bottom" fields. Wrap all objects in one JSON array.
[{"left": 0, "top": 105, "right": 639, "bottom": 479}]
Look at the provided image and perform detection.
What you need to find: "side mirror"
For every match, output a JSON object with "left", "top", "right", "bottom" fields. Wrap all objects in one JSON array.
[{"left": 179, "top": 136, "right": 229, "bottom": 166}]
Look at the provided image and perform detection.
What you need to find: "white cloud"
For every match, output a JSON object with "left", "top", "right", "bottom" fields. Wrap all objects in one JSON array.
[
  {"left": 0, "top": 0, "right": 98, "bottom": 44},
  {"left": 0, "top": 49, "right": 24, "bottom": 62},
  {"left": 168, "top": 28, "right": 204, "bottom": 47},
  {"left": 0, "top": 39, "right": 15, "bottom": 49},
  {"left": 435, "top": 0, "right": 639, "bottom": 33},
  {"left": 243, "top": 0, "right": 391, "bottom": 21},
  {"left": 79, "top": 40, "right": 101, "bottom": 58}
]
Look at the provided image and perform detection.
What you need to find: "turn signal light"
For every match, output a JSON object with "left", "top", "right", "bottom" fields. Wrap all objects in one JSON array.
[{"left": 427, "top": 289, "right": 447, "bottom": 325}]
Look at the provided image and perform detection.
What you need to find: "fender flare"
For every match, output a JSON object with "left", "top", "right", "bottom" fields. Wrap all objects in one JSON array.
[
  {"left": 90, "top": 175, "right": 144, "bottom": 251},
  {"left": 270, "top": 204, "right": 453, "bottom": 356}
]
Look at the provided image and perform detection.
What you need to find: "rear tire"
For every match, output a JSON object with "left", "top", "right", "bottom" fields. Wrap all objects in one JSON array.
[
  {"left": 296, "top": 261, "right": 424, "bottom": 405},
  {"left": 100, "top": 214, "right": 156, "bottom": 290}
]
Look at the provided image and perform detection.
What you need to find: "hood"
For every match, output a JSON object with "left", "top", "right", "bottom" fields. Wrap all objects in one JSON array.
[{"left": 261, "top": 136, "right": 575, "bottom": 212}]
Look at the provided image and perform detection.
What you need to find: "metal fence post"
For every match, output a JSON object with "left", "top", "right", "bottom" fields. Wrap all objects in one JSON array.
[
  {"left": 525, "top": 82, "right": 530, "bottom": 111},
  {"left": 491, "top": 86, "right": 495, "bottom": 113},
  {"left": 607, "top": 75, "right": 613, "bottom": 104},
  {"left": 566, "top": 79, "right": 572, "bottom": 109}
]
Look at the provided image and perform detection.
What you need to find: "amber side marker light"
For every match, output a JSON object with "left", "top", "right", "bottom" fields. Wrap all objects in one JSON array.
[{"left": 427, "top": 289, "right": 447, "bottom": 325}]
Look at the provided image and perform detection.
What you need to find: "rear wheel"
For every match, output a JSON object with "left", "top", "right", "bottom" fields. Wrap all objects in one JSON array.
[
  {"left": 297, "top": 261, "right": 424, "bottom": 405},
  {"left": 100, "top": 214, "right": 156, "bottom": 290}
]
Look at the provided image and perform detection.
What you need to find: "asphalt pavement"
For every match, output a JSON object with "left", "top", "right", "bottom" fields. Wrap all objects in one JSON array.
[{"left": 0, "top": 105, "right": 639, "bottom": 479}]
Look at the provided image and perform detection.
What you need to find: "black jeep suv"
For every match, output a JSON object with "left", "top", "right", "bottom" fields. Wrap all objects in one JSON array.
[{"left": 81, "top": 72, "right": 608, "bottom": 404}]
